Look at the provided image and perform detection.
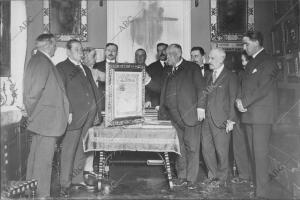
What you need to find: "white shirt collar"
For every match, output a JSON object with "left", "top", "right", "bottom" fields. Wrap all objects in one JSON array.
[
  {"left": 213, "top": 64, "right": 224, "bottom": 79},
  {"left": 106, "top": 59, "right": 116, "bottom": 63},
  {"left": 68, "top": 57, "right": 81, "bottom": 66},
  {"left": 252, "top": 47, "right": 264, "bottom": 58},
  {"left": 175, "top": 58, "right": 183, "bottom": 68},
  {"left": 68, "top": 57, "right": 86, "bottom": 76},
  {"left": 160, "top": 60, "right": 165, "bottom": 67},
  {"left": 39, "top": 50, "right": 53, "bottom": 62}
]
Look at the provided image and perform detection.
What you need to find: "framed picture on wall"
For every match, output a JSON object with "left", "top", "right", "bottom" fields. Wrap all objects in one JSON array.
[
  {"left": 271, "top": 25, "right": 284, "bottom": 56},
  {"left": 287, "top": 55, "right": 299, "bottom": 77},
  {"left": 0, "top": 1, "right": 10, "bottom": 77},
  {"left": 210, "top": 0, "right": 254, "bottom": 42},
  {"left": 105, "top": 63, "right": 145, "bottom": 127},
  {"left": 43, "top": 0, "right": 88, "bottom": 41},
  {"left": 284, "top": 17, "right": 299, "bottom": 54}
]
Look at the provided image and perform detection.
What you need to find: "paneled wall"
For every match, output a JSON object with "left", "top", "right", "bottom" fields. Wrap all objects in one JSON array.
[{"left": 25, "top": 0, "right": 274, "bottom": 66}]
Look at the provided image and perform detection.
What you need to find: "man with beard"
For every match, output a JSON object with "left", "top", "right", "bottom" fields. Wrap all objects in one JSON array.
[{"left": 146, "top": 43, "right": 171, "bottom": 108}]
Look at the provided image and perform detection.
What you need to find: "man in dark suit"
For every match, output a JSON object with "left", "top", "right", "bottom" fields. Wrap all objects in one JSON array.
[
  {"left": 159, "top": 44, "right": 206, "bottom": 189},
  {"left": 146, "top": 43, "right": 171, "bottom": 108},
  {"left": 134, "top": 48, "right": 157, "bottom": 108},
  {"left": 190, "top": 46, "right": 210, "bottom": 81},
  {"left": 23, "top": 33, "right": 69, "bottom": 198},
  {"left": 236, "top": 31, "right": 278, "bottom": 198},
  {"left": 56, "top": 39, "right": 102, "bottom": 196},
  {"left": 201, "top": 48, "right": 238, "bottom": 188},
  {"left": 231, "top": 50, "right": 252, "bottom": 185},
  {"left": 93, "top": 43, "right": 118, "bottom": 111}
]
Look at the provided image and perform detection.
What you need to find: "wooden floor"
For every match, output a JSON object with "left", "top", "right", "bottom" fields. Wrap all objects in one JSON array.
[{"left": 49, "top": 152, "right": 293, "bottom": 199}]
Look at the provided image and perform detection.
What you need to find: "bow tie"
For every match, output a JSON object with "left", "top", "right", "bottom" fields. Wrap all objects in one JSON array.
[{"left": 199, "top": 66, "right": 204, "bottom": 70}]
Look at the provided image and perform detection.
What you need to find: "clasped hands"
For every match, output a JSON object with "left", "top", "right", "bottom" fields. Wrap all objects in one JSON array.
[{"left": 235, "top": 99, "right": 247, "bottom": 112}]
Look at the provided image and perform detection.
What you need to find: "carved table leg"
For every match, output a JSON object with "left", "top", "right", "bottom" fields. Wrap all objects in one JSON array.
[
  {"left": 163, "top": 152, "right": 174, "bottom": 190},
  {"left": 97, "top": 151, "right": 105, "bottom": 191}
]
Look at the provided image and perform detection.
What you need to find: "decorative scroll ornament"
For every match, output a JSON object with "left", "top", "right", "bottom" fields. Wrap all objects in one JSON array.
[{"left": 0, "top": 77, "right": 18, "bottom": 106}]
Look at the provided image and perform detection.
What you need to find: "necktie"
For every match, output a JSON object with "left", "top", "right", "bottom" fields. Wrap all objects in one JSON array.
[
  {"left": 76, "top": 65, "right": 86, "bottom": 76},
  {"left": 172, "top": 66, "right": 178, "bottom": 74},
  {"left": 212, "top": 70, "right": 217, "bottom": 83}
]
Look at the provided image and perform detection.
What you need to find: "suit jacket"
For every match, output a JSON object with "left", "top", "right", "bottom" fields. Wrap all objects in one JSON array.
[
  {"left": 93, "top": 60, "right": 106, "bottom": 111},
  {"left": 204, "top": 67, "right": 238, "bottom": 128},
  {"left": 23, "top": 51, "right": 69, "bottom": 137},
  {"left": 94, "top": 60, "right": 106, "bottom": 72},
  {"left": 238, "top": 50, "right": 278, "bottom": 124},
  {"left": 159, "top": 59, "right": 206, "bottom": 126},
  {"left": 56, "top": 58, "right": 102, "bottom": 130},
  {"left": 146, "top": 60, "right": 171, "bottom": 107},
  {"left": 202, "top": 63, "right": 211, "bottom": 82}
]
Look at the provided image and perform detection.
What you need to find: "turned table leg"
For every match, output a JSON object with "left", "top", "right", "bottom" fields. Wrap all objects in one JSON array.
[
  {"left": 97, "top": 151, "right": 105, "bottom": 191},
  {"left": 163, "top": 152, "right": 174, "bottom": 190}
]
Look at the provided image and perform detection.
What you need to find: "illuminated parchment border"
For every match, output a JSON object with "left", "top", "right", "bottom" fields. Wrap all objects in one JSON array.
[{"left": 105, "top": 63, "right": 145, "bottom": 127}]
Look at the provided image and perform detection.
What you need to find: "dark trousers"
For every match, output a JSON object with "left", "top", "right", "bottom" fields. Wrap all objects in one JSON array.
[
  {"left": 60, "top": 110, "right": 96, "bottom": 188},
  {"left": 232, "top": 123, "right": 251, "bottom": 180},
  {"left": 26, "top": 131, "right": 57, "bottom": 197},
  {"left": 244, "top": 124, "right": 272, "bottom": 198},
  {"left": 168, "top": 108, "right": 201, "bottom": 183},
  {"left": 202, "top": 114, "right": 231, "bottom": 181}
]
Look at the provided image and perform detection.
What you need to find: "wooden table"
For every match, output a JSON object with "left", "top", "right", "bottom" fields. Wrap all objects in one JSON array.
[{"left": 83, "top": 124, "right": 180, "bottom": 191}]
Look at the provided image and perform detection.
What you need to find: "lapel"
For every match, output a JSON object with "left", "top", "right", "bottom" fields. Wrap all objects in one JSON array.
[
  {"left": 213, "top": 67, "right": 227, "bottom": 86},
  {"left": 67, "top": 58, "right": 90, "bottom": 90},
  {"left": 175, "top": 59, "right": 188, "bottom": 91},
  {"left": 207, "top": 70, "right": 213, "bottom": 85},
  {"left": 158, "top": 60, "right": 164, "bottom": 71},
  {"left": 83, "top": 64, "right": 98, "bottom": 96},
  {"left": 246, "top": 50, "right": 266, "bottom": 75}
]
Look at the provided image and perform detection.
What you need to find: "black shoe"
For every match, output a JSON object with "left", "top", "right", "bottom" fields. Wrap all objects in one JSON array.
[
  {"left": 83, "top": 171, "right": 97, "bottom": 186},
  {"left": 173, "top": 178, "right": 187, "bottom": 187},
  {"left": 201, "top": 177, "right": 219, "bottom": 186},
  {"left": 59, "top": 187, "right": 70, "bottom": 198},
  {"left": 71, "top": 182, "right": 95, "bottom": 191}
]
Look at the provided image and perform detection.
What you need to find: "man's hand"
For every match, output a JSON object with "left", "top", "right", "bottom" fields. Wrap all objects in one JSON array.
[
  {"left": 97, "top": 71, "right": 106, "bottom": 82},
  {"left": 197, "top": 108, "right": 205, "bottom": 121},
  {"left": 155, "top": 106, "right": 160, "bottom": 111},
  {"left": 68, "top": 113, "right": 73, "bottom": 124},
  {"left": 20, "top": 116, "right": 29, "bottom": 130},
  {"left": 235, "top": 99, "right": 247, "bottom": 112},
  {"left": 145, "top": 101, "right": 152, "bottom": 108},
  {"left": 226, "top": 120, "right": 235, "bottom": 133}
]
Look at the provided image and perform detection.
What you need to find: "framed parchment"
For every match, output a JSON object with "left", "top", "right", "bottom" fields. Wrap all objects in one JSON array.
[
  {"left": 105, "top": 63, "right": 145, "bottom": 127},
  {"left": 43, "top": 0, "right": 88, "bottom": 41}
]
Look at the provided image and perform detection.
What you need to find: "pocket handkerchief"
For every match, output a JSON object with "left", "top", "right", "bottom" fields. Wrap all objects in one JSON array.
[{"left": 252, "top": 68, "right": 257, "bottom": 74}]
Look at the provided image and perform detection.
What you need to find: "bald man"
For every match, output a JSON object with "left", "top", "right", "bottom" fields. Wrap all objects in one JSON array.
[
  {"left": 201, "top": 48, "right": 238, "bottom": 188},
  {"left": 159, "top": 44, "right": 206, "bottom": 189}
]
